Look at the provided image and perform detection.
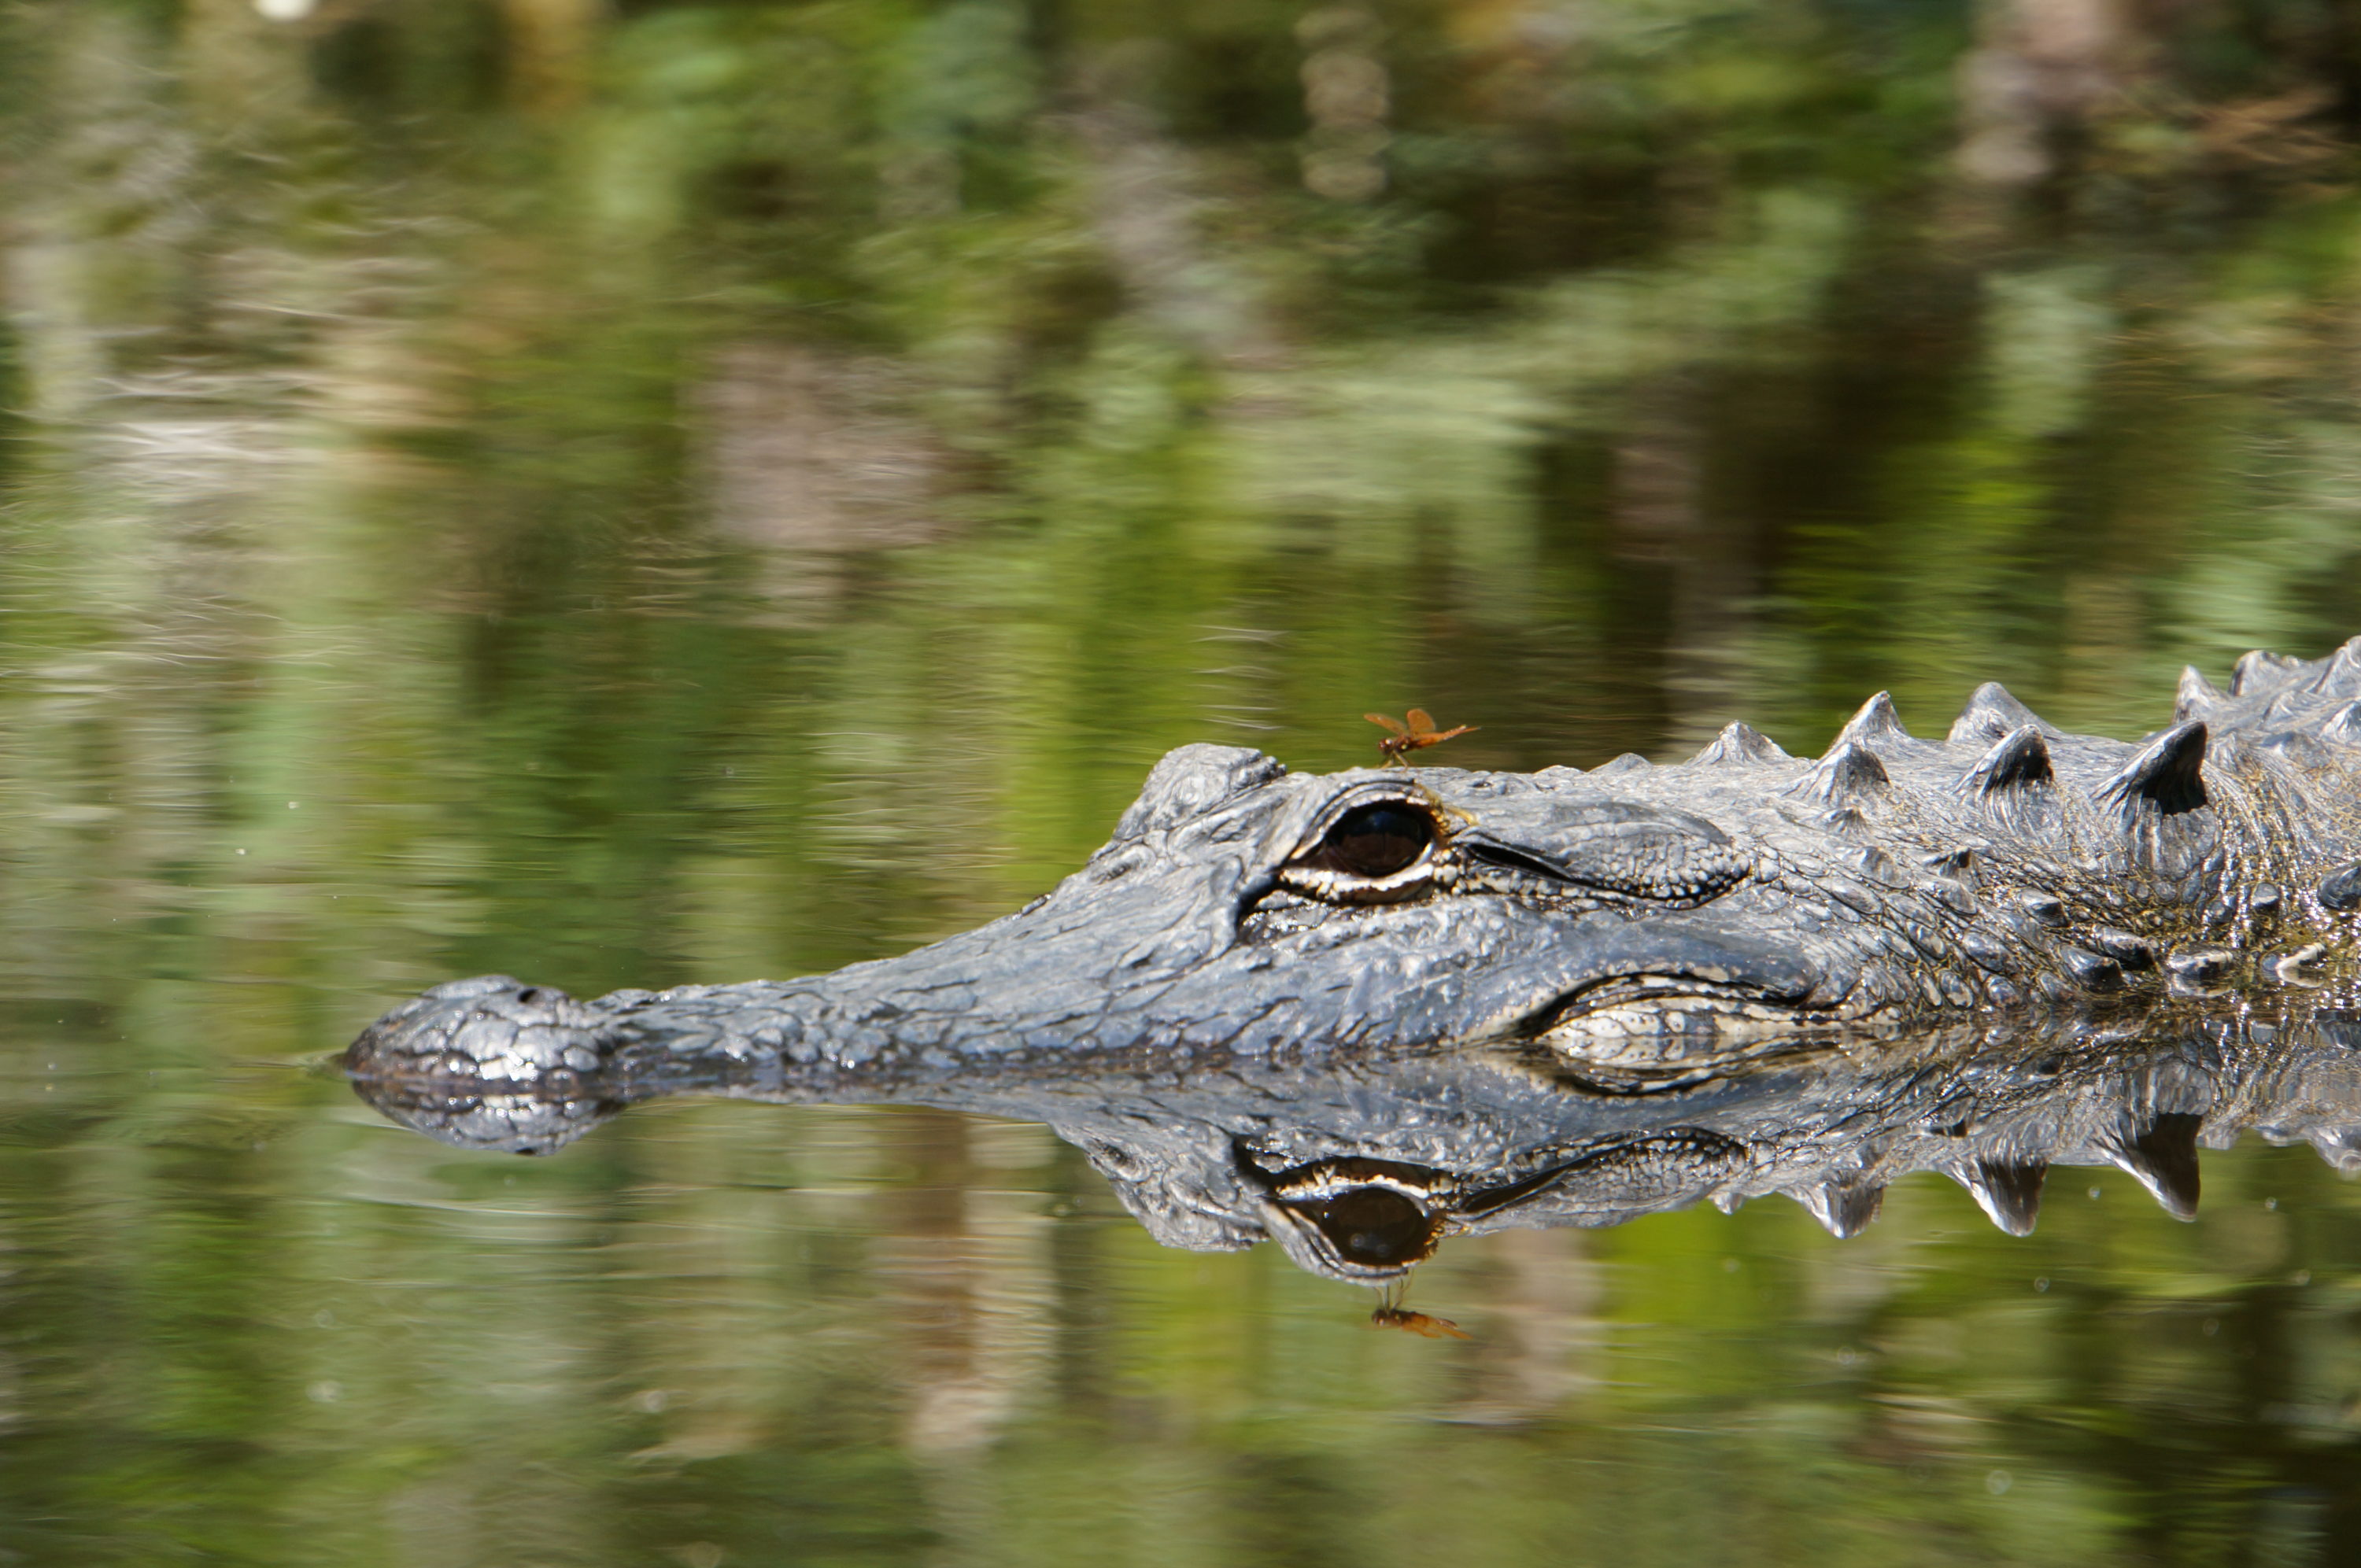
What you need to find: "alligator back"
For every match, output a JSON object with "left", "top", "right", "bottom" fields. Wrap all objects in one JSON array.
[{"left": 1515, "top": 637, "right": 2361, "bottom": 1018}]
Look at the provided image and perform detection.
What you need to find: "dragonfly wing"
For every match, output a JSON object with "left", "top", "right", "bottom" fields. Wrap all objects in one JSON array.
[
  {"left": 1404, "top": 707, "right": 1435, "bottom": 736},
  {"left": 1365, "top": 712, "right": 1410, "bottom": 736}
]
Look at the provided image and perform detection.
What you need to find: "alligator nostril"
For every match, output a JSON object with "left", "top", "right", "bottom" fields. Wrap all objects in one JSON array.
[{"left": 516, "top": 987, "right": 541, "bottom": 1005}]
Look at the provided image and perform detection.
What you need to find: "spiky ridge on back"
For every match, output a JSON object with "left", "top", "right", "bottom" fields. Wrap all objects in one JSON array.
[{"left": 1522, "top": 637, "right": 2361, "bottom": 1015}]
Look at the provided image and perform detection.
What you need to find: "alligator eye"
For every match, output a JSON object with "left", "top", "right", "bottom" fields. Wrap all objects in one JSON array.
[
  {"left": 1273, "top": 797, "right": 1444, "bottom": 906},
  {"left": 1302, "top": 803, "right": 1433, "bottom": 879},
  {"left": 1295, "top": 1186, "right": 1440, "bottom": 1267}
]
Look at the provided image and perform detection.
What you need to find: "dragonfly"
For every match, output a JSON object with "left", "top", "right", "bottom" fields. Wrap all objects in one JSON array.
[{"left": 1365, "top": 708, "right": 1478, "bottom": 766}]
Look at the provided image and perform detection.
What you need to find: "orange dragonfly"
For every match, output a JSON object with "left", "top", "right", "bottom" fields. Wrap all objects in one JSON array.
[
  {"left": 1370, "top": 1306, "right": 1469, "bottom": 1339},
  {"left": 1365, "top": 708, "right": 1478, "bottom": 766}
]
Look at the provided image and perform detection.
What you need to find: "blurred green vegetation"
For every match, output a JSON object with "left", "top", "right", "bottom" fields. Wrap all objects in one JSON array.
[{"left": 4, "top": 0, "right": 2361, "bottom": 1562}]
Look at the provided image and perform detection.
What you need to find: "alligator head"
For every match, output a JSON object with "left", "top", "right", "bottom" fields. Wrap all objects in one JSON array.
[{"left": 345, "top": 741, "right": 1862, "bottom": 1101}]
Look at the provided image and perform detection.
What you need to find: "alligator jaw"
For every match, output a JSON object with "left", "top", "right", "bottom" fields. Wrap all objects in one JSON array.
[
  {"left": 1535, "top": 975, "right": 1838, "bottom": 1044},
  {"left": 343, "top": 902, "right": 1833, "bottom": 1111}
]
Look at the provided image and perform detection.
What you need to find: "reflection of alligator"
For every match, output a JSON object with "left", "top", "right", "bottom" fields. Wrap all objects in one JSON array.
[
  {"left": 350, "top": 1002, "right": 2361, "bottom": 1281},
  {"left": 342, "top": 643, "right": 2361, "bottom": 1277},
  {"left": 349, "top": 640, "right": 2361, "bottom": 1094}
]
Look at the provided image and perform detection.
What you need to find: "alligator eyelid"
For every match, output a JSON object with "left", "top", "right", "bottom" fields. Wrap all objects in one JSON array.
[{"left": 1291, "top": 785, "right": 1445, "bottom": 850}]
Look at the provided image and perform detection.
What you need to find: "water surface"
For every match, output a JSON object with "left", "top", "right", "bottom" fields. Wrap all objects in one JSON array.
[{"left": 5, "top": 2, "right": 2361, "bottom": 1562}]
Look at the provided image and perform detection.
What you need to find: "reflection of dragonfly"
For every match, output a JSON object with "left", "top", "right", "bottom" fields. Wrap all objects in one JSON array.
[
  {"left": 1370, "top": 1277, "right": 1468, "bottom": 1338},
  {"left": 1365, "top": 708, "right": 1478, "bottom": 766},
  {"left": 1370, "top": 1305, "right": 1469, "bottom": 1339}
]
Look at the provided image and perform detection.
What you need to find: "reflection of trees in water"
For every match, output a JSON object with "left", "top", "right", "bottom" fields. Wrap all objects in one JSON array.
[
  {"left": 2, "top": 7, "right": 2361, "bottom": 1556},
  {"left": 1957, "top": 0, "right": 2137, "bottom": 189}
]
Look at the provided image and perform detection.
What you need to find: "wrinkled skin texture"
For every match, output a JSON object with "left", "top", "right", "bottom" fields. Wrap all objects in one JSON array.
[{"left": 344, "top": 640, "right": 2361, "bottom": 1278}]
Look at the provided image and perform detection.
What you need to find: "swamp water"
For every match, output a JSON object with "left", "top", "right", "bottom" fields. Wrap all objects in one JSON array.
[{"left": 6, "top": 2, "right": 2361, "bottom": 1562}]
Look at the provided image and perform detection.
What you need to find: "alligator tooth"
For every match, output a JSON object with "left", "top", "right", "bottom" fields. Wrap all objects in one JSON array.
[
  {"left": 1960, "top": 725, "right": 2054, "bottom": 796},
  {"left": 1791, "top": 1179, "right": 1884, "bottom": 1239},
  {"left": 1833, "top": 692, "right": 1913, "bottom": 751},
  {"left": 2318, "top": 864, "right": 2361, "bottom": 912},
  {"left": 2306, "top": 636, "right": 2361, "bottom": 697},
  {"left": 1711, "top": 1190, "right": 1747, "bottom": 1214},
  {"left": 2230, "top": 647, "right": 2306, "bottom": 697},
  {"left": 1945, "top": 681, "right": 2054, "bottom": 747},
  {"left": 1952, "top": 1158, "right": 2046, "bottom": 1236},
  {"left": 1690, "top": 721, "right": 1790, "bottom": 767},
  {"left": 1790, "top": 743, "right": 1890, "bottom": 806},
  {"left": 2174, "top": 665, "right": 2226, "bottom": 722},
  {"left": 2097, "top": 721, "right": 2209, "bottom": 817},
  {"left": 2104, "top": 1112, "right": 2203, "bottom": 1220}
]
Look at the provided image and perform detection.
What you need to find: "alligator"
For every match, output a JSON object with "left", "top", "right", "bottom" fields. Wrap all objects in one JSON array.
[
  {"left": 343, "top": 637, "right": 2361, "bottom": 1276},
  {"left": 348, "top": 636, "right": 2361, "bottom": 1098}
]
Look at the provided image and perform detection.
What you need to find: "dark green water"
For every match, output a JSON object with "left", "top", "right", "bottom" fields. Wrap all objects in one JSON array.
[{"left": 6, "top": 2, "right": 2361, "bottom": 1562}]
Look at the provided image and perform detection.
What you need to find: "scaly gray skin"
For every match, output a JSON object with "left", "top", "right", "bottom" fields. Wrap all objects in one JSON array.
[
  {"left": 346, "top": 638, "right": 2361, "bottom": 1100},
  {"left": 349, "top": 1000, "right": 2361, "bottom": 1281}
]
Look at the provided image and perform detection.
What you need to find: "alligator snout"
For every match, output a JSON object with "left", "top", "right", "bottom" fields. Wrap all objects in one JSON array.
[{"left": 345, "top": 975, "right": 615, "bottom": 1084}]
